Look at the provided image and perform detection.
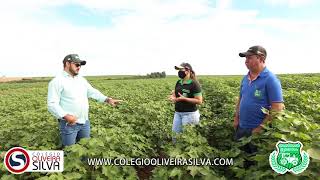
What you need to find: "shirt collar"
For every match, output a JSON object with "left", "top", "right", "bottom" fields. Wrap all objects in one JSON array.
[
  {"left": 62, "top": 70, "right": 78, "bottom": 78},
  {"left": 247, "top": 67, "right": 269, "bottom": 80},
  {"left": 179, "top": 79, "right": 193, "bottom": 85},
  {"left": 258, "top": 67, "right": 269, "bottom": 77}
]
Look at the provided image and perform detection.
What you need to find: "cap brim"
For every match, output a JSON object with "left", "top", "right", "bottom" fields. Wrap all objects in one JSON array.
[
  {"left": 174, "top": 65, "right": 184, "bottom": 70},
  {"left": 239, "top": 52, "right": 254, "bottom": 57}
]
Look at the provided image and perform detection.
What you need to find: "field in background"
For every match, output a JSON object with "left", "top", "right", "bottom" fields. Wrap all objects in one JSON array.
[{"left": 0, "top": 74, "right": 320, "bottom": 179}]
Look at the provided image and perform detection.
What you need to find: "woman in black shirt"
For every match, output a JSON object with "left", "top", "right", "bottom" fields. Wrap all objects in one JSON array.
[{"left": 169, "top": 62, "right": 203, "bottom": 135}]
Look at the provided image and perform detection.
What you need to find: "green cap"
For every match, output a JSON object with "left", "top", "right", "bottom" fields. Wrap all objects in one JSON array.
[
  {"left": 239, "top": 45, "right": 267, "bottom": 58},
  {"left": 63, "top": 54, "right": 86, "bottom": 65}
]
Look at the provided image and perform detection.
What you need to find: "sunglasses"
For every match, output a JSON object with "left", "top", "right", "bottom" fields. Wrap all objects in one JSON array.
[{"left": 70, "top": 62, "right": 81, "bottom": 67}]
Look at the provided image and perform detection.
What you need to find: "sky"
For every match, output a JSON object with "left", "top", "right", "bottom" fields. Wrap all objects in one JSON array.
[{"left": 0, "top": 0, "right": 319, "bottom": 77}]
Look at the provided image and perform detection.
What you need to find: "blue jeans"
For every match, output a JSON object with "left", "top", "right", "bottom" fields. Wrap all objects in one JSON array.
[
  {"left": 234, "top": 126, "right": 257, "bottom": 154},
  {"left": 234, "top": 127, "right": 253, "bottom": 140},
  {"left": 172, "top": 110, "right": 200, "bottom": 133},
  {"left": 59, "top": 119, "right": 90, "bottom": 147}
]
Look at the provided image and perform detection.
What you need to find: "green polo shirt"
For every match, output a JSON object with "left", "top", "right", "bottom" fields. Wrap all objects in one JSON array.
[{"left": 174, "top": 79, "right": 202, "bottom": 112}]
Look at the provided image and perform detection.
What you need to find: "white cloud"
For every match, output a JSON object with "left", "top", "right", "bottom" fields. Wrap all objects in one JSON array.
[
  {"left": 216, "top": 0, "right": 232, "bottom": 9},
  {"left": 264, "top": 0, "right": 315, "bottom": 8}
]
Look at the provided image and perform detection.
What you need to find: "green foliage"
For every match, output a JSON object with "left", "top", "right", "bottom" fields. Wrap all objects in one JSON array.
[{"left": 1, "top": 75, "right": 320, "bottom": 179}]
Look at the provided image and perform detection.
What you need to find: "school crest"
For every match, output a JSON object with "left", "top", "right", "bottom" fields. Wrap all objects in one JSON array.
[
  {"left": 269, "top": 141, "right": 309, "bottom": 174},
  {"left": 254, "top": 89, "right": 262, "bottom": 98}
]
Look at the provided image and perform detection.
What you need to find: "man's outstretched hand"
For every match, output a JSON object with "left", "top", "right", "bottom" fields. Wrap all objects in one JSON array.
[{"left": 106, "top": 98, "right": 123, "bottom": 107}]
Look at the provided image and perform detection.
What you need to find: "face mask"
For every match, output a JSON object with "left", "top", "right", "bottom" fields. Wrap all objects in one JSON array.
[{"left": 178, "top": 70, "right": 186, "bottom": 79}]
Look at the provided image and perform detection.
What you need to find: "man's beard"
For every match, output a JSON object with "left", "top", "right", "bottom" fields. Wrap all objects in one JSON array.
[{"left": 69, "top": 68, "right": 79, "bottom": 76}]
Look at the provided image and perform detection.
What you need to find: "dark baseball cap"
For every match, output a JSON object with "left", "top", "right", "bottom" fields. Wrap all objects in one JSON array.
[
  {"left": 174, "top": 62, "right": 193, "bottom": 71},
  {"left": 63, "top": 54, "right": 86, "bottom": 65},
  {"left": 239, "top": 45, "right": 267, "bottom": 57}
]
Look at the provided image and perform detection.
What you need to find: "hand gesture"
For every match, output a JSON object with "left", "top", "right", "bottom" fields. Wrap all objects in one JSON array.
[
  {"left": 176, "top": 92, "right": 187, "bottom": 102},
  {"left": 63, "top": 114, "right": 77, "bottom": 125},
  {"left": 168, "top": 90, "right": 176, "bottom": 103},
  {"left": 106, "top": 98, "right": 123, "bottom": 107},
  {"left": 252, "top": 125, "right": 263, "bottom": 134}
]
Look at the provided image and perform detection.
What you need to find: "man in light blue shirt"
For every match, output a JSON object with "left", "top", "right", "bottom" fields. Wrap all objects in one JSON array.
[{"left": 47, "top": 54, "right": 122, "bottom": 147}]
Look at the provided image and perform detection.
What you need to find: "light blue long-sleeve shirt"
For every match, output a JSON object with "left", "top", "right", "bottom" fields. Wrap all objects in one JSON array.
[{"left": 47, "top": 71, "right": 108, "bottom": 124}]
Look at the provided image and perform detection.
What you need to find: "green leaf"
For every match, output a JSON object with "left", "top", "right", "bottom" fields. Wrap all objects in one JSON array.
[
  {"left": 0, "top": 174, "right": 17, "bottom": 180},
  {"left": 187, "top": 166, "right": 200, "bottom": 177},
  {"left": 63, "top": 172, "right": 82, "bottom": 179},
  {"left": 307, "top": 148, "right": 320, "bottom": 160},
  {"left": 297, "top": 132, "right": 311, "bottom": 140},
  {"left": 169, "top": 167, "right": 182, "bottom": 179}
]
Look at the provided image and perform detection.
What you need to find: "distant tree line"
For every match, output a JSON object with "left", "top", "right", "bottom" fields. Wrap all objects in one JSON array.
[
  {"left": 98, "top": 71, "right": 167, "bottom": 80},
  {"left": 146, "top": 71, "right": 166, "bottom": 78}
]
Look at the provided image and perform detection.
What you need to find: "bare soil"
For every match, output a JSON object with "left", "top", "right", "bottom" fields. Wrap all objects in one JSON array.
[{"left": 0, "top": 77, "right": 30, "bottom": 83}]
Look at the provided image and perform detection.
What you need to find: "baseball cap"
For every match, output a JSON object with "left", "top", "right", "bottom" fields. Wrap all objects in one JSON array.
[
  {"left": 239, "top": 45, "right": 267, "bottom": 58},
  {"left": 174, "top": 62, "right": 193, "bottom": 71},
  {"left": 63, "top": 54, "right": 86, "bottom": 65}
]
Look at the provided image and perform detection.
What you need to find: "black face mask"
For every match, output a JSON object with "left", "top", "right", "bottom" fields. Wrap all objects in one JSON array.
[{"left": 178, "top": 70, "right": 186, "bottom": 79}]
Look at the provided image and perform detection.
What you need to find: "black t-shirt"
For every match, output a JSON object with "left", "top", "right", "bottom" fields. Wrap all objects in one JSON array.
[{"left": 174, "top": 79, "right": 202, "bottom": 112}]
